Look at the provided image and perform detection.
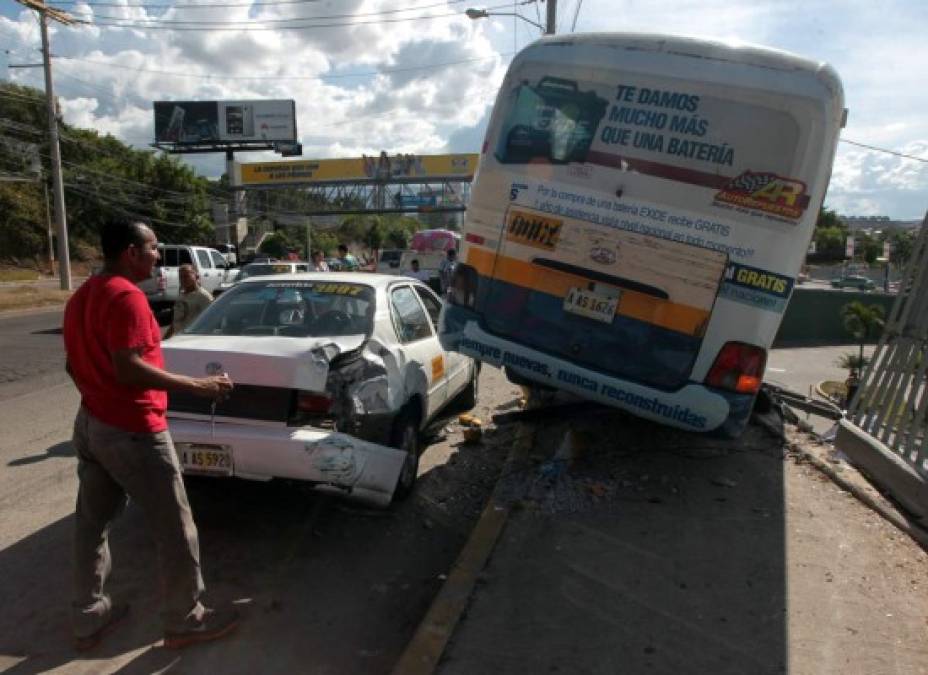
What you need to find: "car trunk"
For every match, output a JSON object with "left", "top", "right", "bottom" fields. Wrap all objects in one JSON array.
[
  {"left": 163, "top": 334, "right": 366, "bottom": 420},
  {"left": 481, "top": 205, "right": 728, "bottom": 389}
]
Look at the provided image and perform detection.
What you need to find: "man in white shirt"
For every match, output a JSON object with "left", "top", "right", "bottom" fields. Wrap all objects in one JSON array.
[
  {"left": 408, "top": 259, "right": 432, "bottom": 282},
  {"left": 166, "top": 265, "right": 213, "bottom": 338}
]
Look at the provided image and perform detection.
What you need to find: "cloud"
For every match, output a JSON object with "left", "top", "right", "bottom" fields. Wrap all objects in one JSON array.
[{"left": 2, "top": 0, "right": 926, "bottom": 218}]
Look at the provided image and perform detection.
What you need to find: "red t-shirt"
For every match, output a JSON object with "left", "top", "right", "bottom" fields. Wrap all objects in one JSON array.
[{"left": 63, "top": 274, "right": 168, "bottom": 433}]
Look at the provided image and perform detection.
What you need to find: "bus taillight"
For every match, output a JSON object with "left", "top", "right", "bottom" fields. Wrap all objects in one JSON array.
[{"left": 705, "top": 342, "right": 767, "bottom": 394}]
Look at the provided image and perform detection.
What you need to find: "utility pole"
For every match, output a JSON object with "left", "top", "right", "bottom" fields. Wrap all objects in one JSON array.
[
  {"left": 16, "top": 0, "right": 76, "bottom": 289},
  {"left": 545, "top": 0, "right": 556, "bottom": 34}
]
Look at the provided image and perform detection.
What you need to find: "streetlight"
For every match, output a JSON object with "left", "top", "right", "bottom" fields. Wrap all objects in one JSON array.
[{"left": 465, "top": 7, "right": 548, "bottom": 33}]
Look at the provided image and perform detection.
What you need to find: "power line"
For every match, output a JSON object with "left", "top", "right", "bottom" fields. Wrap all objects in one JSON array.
[
  {"left": 51, "top": 0, "right": 324, "bottom": 8},
  {"left": 571, "top": 0, "right": 583, "bottom": 31},
  {"left": 67, "top": 0, "right": 469, "bottom": 25},
  {"left": 64, "top": 4, "right": 517, "bottom": 31},
  {"left": 840, "top": 138, "right": 928, "bottom": 163}
]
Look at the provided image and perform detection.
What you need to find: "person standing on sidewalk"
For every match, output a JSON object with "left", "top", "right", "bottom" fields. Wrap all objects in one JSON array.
[
  {"left": 63, "top": 219, "right": 240, "bottom": 651},
  {"left": 165, "top": 264, "right": 213, "bottom": 339}
]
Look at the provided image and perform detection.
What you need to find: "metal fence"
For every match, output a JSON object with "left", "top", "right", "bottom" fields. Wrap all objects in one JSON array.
[{"left": 848, "top": 213, "right": 928, "bottom": 480}]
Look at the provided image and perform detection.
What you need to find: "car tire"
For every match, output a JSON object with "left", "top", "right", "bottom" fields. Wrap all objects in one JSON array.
[
  {"left": 458, "top": 362, "right": 480, "bottom": 411},
  {"left": 390, "top": 405, "right": 421, "bottom": 501}
]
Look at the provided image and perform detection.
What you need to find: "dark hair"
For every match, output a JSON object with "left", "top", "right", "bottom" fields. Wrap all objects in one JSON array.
[
  {"left": 311, "top": 249, "right": 323, "bottom": 258},
  {"left": 411, "top": 259, "right": 420, "bottom": 266},
  {"left": 337, "top": 244, "right": 348, "bottom": 253},
  {"left": 101, "top": 220, "right": 150, "bottom": 262}
]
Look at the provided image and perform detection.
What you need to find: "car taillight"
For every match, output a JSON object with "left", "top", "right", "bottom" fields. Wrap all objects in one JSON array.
[
  {"left": 705, "top": 342, "right": 766, "bottom": 394},
  {"left": 450, "top": 263, "right": 478, "bottom": 308},
  {"left": 296, "top": 391, "right": 333, "bottom": 414}
]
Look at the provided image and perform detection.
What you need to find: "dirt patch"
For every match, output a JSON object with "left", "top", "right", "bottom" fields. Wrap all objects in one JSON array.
[{"left": 0, "top": 285, "right": 72, "bottom": 312}]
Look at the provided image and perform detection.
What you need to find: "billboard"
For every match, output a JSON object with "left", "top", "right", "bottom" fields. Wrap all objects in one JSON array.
[
  {"left": 236, "top": 153, "right": 479, "bottom": 186},
  {"left": 154, "top": 100, "right": 297, "bottom": 145}
]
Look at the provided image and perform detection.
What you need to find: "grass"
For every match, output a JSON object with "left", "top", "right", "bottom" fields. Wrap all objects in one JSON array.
[
  {"left": 0, "top": 285, "right": 72, "bottom": 312},
  {"left": 0, "top": 269, "right": 41, "bottom": 282}
]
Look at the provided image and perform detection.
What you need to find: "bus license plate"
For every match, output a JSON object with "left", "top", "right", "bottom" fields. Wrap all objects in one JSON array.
[
  {"left": 178, "top": 444, "right": 233, "bottom": 477},
  {"left": 563, "top": 287, "right": 619, "bottom": 323}
]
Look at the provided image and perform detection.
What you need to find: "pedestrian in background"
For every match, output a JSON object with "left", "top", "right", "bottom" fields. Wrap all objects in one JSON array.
[
  {"left": 439, "top": 248, "right": 458, "bottom": 295},
  {"left": 408, "top": 259, "right": 431, "bottom": 282},
  {"left": 311, "top": 250, "right": 329, "bottom": 272},
  {"left": 165, "top": 264, "right": 213, "bottom": 339},
  {"left": 336, "top": 244, "right": 359, "bottom": 271},
  {"left": 63, "top": 219, "right": 240, "bottom": 651}
]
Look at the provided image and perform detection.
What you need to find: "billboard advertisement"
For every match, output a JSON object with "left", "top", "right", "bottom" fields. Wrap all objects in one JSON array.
[
  {"left": 154, "top": 100, "right": 297, "bottom": 145},
  {"left": 236, "top": 153, "right": 479, "bottom": 186}
]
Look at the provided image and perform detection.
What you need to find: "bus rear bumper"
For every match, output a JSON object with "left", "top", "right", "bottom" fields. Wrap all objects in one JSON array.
[{"left": 441, "top": 306, "right": 754, "bottom": 436}]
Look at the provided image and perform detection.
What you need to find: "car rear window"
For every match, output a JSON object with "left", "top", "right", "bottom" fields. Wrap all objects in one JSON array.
[{"left": 186, "top": 280, "right": 375, "bottom": 338}]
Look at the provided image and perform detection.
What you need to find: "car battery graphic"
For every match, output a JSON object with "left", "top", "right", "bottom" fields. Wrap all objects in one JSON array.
[{"left": 495, "top": 77, "right": 608, "bottom": 164}]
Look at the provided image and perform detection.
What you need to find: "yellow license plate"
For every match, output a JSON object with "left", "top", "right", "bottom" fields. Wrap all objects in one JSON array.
[{"left": 179, "top": 444, "right": 233, "bottom": 476}]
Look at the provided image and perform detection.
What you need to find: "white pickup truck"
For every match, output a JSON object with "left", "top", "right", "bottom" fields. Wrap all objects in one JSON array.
[{"left": 139, "top": 244, "right": 230, "bottom": 324}]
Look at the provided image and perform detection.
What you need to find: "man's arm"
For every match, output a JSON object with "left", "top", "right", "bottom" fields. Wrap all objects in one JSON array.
[{"left": 112, "top": 349, "right": 232, "bottom": 399}]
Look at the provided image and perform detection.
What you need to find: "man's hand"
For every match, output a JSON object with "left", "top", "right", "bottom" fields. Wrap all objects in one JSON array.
[{"left": 192, "top": 373, "right": 234, "bottom": 400}]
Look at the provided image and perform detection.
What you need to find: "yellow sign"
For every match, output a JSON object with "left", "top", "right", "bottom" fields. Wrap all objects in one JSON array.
[
  {"left": 238, "top": 153, "right": 479, "bottom": 186},
  {"left": 505, "top": 209, "right": 563, "bottom": 251}
]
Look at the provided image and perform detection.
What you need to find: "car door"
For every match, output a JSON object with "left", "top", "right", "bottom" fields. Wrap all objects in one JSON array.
[
  {"left": 389, "top": 284, "right": 448, "bottom": 420},
  {"left": 195, "top": 249, "right": 218, "bottom": 291},
  {"left": 209, "top": 250, "right": 232, "bottom": 289},
  {"left": 414, "top": 284, "right": 470, "bottom": 400}
]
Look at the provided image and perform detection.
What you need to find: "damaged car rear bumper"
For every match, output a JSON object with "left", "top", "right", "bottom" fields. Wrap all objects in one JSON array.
[{"left": 168, "top": 416, "right": 407, "bottom": 507}]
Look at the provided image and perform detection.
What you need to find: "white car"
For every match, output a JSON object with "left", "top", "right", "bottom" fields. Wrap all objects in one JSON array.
[{"left": 162, "top": 273, "right": 478, "bottom": 507}]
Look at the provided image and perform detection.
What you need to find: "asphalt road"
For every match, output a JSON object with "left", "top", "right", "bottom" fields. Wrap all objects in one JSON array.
[{"left": 0, "top": 309, "right": 520, "bottom": 674}]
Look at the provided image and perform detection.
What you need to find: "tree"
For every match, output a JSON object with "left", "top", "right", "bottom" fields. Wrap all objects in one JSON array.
[
  {"left": 890, "top": 230, "right": 916, "bottom": 268},
  {"left": 258, "top": 231, "right": 298, "bottom": 259},
  {"left": 841, "top": 301, "right": 885, "bottom": 368},
  {"left": 816, "top": 206, "right": 843, "bottom": 229}
]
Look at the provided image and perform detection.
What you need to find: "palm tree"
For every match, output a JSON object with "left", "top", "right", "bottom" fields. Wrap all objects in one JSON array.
[{"left": 841, "top": 301, "right": 886, "bottom": 368}]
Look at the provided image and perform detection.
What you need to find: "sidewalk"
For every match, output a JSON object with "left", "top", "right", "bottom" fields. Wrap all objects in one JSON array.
[{"left": 427, "top": 374, "right": 928, "bottom": 673}]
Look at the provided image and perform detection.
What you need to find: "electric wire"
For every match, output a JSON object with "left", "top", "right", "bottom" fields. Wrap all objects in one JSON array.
[
  {"left": 65, "top": 0, "right": 471, "bottom": 25},
  {"left": 62, "top": 2, "right": 523, "bottom": 31}
]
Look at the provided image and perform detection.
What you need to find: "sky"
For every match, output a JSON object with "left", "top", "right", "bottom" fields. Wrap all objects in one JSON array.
[{"left": 0, "top": 0, "right": 926, "bottom": 219}]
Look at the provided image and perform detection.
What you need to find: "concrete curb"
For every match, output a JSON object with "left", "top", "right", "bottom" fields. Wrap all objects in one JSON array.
[
  {"left": 792, "top": 433, "right": 928, "bottom": 552},
  {"left": 391, "top": 422, "right": 535, "bottom": 675}
]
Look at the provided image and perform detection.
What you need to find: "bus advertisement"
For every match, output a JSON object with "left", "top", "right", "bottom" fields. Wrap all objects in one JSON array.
[{"left": 440, "top": 33, "right": 845, "bottom": 436}]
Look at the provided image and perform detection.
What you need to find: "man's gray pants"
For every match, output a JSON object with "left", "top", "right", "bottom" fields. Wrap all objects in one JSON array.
[{"left": 71, "top": 406, "right": 206, "bottom": 638}]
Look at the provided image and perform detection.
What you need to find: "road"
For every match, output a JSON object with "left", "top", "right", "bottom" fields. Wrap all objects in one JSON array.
[{"left": 0, "top": 309, "right": 521, "bottom": 674}]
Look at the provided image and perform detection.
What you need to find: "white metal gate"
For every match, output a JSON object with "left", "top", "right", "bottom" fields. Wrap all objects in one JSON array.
[{"left": 848, "top": 213, "right": 928, "bottom": 480}]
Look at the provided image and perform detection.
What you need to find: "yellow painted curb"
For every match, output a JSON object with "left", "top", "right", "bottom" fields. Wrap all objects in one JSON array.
[{"left": 391, "top": 423, "right": 535, "bottom": 675}]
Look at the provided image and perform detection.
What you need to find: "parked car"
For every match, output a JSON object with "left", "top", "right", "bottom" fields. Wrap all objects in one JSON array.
[
  {"left": 139, "top": 244, "right": 229, "bottom": 324},
  {"left": 830, "top": 275, "right": 876, "bottom": 290},
  {"left": 214, "top": 243, "right": 238, "bottom": 266},
  {"left": 162, "top": 273, "right": 479, "bottom": 507},
  {"left": 376, "top": 249, "right": 403, "bottom": 274}
]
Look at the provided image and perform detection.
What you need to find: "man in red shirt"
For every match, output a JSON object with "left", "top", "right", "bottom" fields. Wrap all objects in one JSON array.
[{"left": 64, "top": 219, "right": 239, "bottom": 650}]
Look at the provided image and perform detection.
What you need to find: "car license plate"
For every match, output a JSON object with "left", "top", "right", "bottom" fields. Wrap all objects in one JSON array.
[
  {"left": 563, "top": 286, "right": 620, "bottom": 323},
  {"left": 178, "top": 444, "right": 233, "bottom": 477}
]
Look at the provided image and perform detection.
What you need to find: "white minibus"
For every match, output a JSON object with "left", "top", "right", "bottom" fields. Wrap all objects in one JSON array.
[{"left": 441, "top": 33, "right": 845, "bottom": 436}]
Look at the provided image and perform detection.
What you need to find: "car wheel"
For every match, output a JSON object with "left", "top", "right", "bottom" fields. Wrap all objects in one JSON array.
[
  {"left": 390, "top": 406, "right": 421, "bottom": 501},
  {"left": 458, "top": 362, "right": 480, "bottom": 411}
]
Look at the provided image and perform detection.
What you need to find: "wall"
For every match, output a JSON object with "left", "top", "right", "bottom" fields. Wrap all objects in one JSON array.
[{"left": 773, "top": 287, "right": 896, "bottom": 347}]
